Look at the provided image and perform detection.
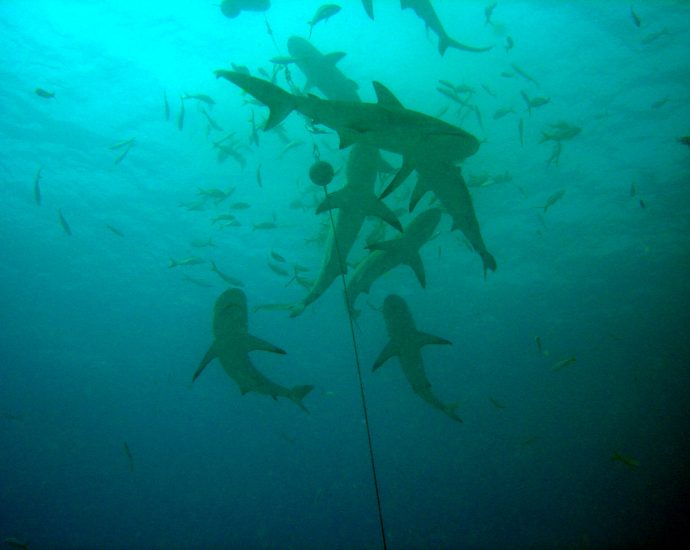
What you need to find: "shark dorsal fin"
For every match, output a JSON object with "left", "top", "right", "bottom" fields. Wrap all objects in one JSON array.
[
  {"left": 372, "top": 82, "right": 404, "bottom": 109},
  {"left": 323, "top": 51, "right": 347, "bottom": 65}
]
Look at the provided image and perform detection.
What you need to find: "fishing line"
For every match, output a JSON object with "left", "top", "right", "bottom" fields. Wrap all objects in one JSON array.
[{"left": 311, "top": 146, "right": 388, "bottom": 550}]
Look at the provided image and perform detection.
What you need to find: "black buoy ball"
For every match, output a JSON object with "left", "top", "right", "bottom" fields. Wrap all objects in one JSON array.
[{"left": 309, "top": 160, "right": 334, "bottom": 187}]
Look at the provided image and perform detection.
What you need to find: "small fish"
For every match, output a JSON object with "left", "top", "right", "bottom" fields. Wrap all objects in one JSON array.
[
  {"left": 202, "top": 109, "right": 223, "bottom": 132},
  {"left": 182, "top": 93, "right": 215, "bottom": 106},
  {"left": 308, "top": 4, "right": 341, "bottom": 38},
  {"left": 481, "top": 83, "right": 496, "bottom": 98},
  {"left": 540, "top": 123, "right": 580, "bottom": 142},
  {"left": 35, "top": 87, "right": 55, "bottom": 99},
  {"left": 611, "top": 451, "right": 640, "bottom": 470},
  {"left": 123, "top": 442, "right": 134, "bottom": 472},
  {"left": 268, "top": 261, "right": 290, "bottom": 277},
  {"left": 521, "top": 90, "right": 550, "bottom": 115},
  {"left": 177, "top": 97, "right": 185, "bottom": 131},
  {"left": 109, "top": 137, "right": 136, "bottom": 151},
  {"left": 182, "top": 274, "right": 214, "bottom": 288},
  {"left": 168, "top": 256, "right": 205, "bottom": 268},
  {"left": 212, "top": 213, "right": 237, "bottom": 224},
  {"left": 630, "top": 6, "right": 641, "bottom": 27},
  {"left": 270, "top": 250, "right": 286, "bottom": 263},
  {"left": 542, "top": 189, "right": 566, "bottom": 213},
  {"left": 639, "top": 199, "right": 646, "bottom": 209},
  {"left": 630, "top": 183, "right": 637, "bottom": 197},
  {"left": 493, "top": 106, "right": 515, "bottom": 120},
  {"left": 106, "top": 224, "right": 125, "bottom": 237},
  {"left": 489, "top": 397, "right": 507, "bottom": 410},
  {"left": 58, "top": 209, "right": 72, "bottom": 236},
  {"left": 546, "top": 141, "right": 562, "bottom": 167},
  {"left": 270, "top": 55, "right": 297, "bottom": 66},
  {"left": 484, "top": 2, "right": 497, "bottom": 25},
  {"left": 33, "top": 166, "right": 42, "bottom": 205},
  {"left": 650, "top": 96, "right": 669, "bottom": 109},
  {"left": 535, "top": 336, "right": 543, "bottom": 354},
  {"left": 113, "top": 140, "right": 135, "bottom": 165},
  {"left": 256, "top": 164, "right": 262, "bottom": 188},
  {"left": 518, "top": 118, "right": 524, "bottom": 147},
  {"left": 210, "top": 261, "right": 244, "bottom": 287},
  {"left": 640, "top": 28, "right": 669, "bottom": 45},
  {"left": 164, "top": 90, "right": 170, "bottom": 120},
  {"left": 230, "top": 202, "right": 251, "bottom": 210},
  {"left": 278, "top": 140, "right": 305, "bottom": 159},
  {"left": 511, "top": 63, "right": 540, "bottom": 86},
  {"left": 551, "top": 356, "right": 576, "bottom": 371},
  {"left": 505, "top": 36, "right": 514, "bottom": 53},
  {"left": 190, "top": 238, "right": 215, "bottom": 248},
  {"left": 249, "top": 110, "right": 260, "bottom": 146}
]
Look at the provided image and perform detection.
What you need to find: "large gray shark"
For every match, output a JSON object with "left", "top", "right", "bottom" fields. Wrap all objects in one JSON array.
[
  {"left": 286, "top": 36, "right": 359, "bottom": 102},
  {"left": 411, "top": 163, "right": 496, "bottom": 276},
  {"left": 345, "top": 208, "right": 442, "bottom": 313},
  {"left": 373, "top": 294, "right": 461, "bottom": 422},
  {"left": 214, "top": 70, "right": 480, "bottom": 193},
  {"left": 193, "top": 288, "right": 313, "bottom": 412},
  {"left": 291, "top": 143, "right": 402, "bottom": 317},
  {"left": 400, "top": 0, "right": 493, "bottom": 56}
]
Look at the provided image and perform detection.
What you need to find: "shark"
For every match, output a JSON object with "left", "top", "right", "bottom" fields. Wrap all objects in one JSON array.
[
  {"left": 400, "top": 0, "right": 493, "bottom": 56},
  {"left": 193, "top": 288, "right": 313, "bottom": 412},
  {"left": 281, "top": 38, "right": 402, "bottom": 317},
  {"left": 214, "top": 70, "right": 480, "bottom": 194},
  {"left": 291, "top": 143, "right": 402, "bottom": 317},
  {"left": 345, "top": 208, "right": 442, "bottom": 314},
  {"left": 373, "top": 294, "right": 461, "bottom": 422},
  {"left": 286, "top": 36, "right": 359, "bottom": 102},
  {"left": 410, "top": 163, "right": 496, "bottom": 276}
]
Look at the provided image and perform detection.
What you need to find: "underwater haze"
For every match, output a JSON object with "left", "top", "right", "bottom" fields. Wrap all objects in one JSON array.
[{"left": 1, "top": 0, "right": 690, "bottom": 548}]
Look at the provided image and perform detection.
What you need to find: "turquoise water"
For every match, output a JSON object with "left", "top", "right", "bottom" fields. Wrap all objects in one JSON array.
[{"left": 1, "top": 1, "right": 689, "bottom": 548}]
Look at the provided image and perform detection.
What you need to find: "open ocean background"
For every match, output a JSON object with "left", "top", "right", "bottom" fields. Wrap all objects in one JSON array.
[{"left": 1, "top": 1, "right": 689, "bottom": 548}]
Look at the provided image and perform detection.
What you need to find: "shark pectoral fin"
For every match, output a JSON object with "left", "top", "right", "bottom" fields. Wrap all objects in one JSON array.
[
  {"left": 379, "top": 157, "right": 415, "bottom": 200},
  {"left": 192, "top": 343, "right": 217, "bottom": 382},
  {"left": 416, "top": 331, "right": 452, "bottom": 347},
  {"left": 246, "top": 333, "right": 287, "bottom": 355},
  {"left": 315, "top": 188, "right": 347, "bottom": 214},
  {"left": 373, "top": 340, "right": 398, "bottom": 371},
  {"left": 372, "top": 81, "right": 404, "bottom": 109},
  {"left": 324, "top": 51, "right": 347, "bottom": 65},
  {"left": 406, "top": 253, "right": 427, "bottom": 288},
  {"left": 366, "top": 200, "right": 403, "bottom": 232},
  {"left": 409, "top": 178, "right": 430, "bottom": 212},
  {"left": 443, "top": 402, "right": 463, "bottom": 423},
  {"left": 337, "top": 129, "right": 359, "bottom": 149}
]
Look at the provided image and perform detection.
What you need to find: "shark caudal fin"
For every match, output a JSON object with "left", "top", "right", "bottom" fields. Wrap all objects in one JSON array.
[
  {"left": 289, "top": 384, "right": 314, "bottom": 413},
  {"left": 214, "top": 70, "right": 296, "bottom": 130},
  {"left": 438, "top": 34, "right": 493, "bottom": 56}
]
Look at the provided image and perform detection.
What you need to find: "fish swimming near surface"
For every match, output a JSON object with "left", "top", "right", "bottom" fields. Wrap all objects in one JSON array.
[
  {"left": 192, "top": 288, "right": 314, "bottom": 412},
  {"left": 215, "top": 70, "right": 481, "bottom": 203},
  {"left": 308, "top": 4, "right": 341, "bottom": 39},
  {"left": 345, "top": 208, "right": 442, "bottom": 314},
  {"left": 373, "top": 294, "right": 461, "bottom": 422},
  {"left": 168, "top": 256, "right": 205, "bottom": 268},
  {"left": 35, "top": 87, "right": 54, "bottom": 99},
  {"left": 33, "top": 167, "right": 42, "bottom": 205},
  {"left": 210, "top": 261, "right": 244, "bottom": 287},
  {"left": 58, "top": 209, "right": 72, "bottom": 236},
  {"left": 551, "top": 356, "right": 576, "bottom": 371},
  {"left": 106, "top": 223, "right": 125, "bottom": 237},
  {"left": 400, "top": 0, "right": 493, "bottom": 56},
  {"left": 542, "top": 189, "right": 566, "bottom": 213}
]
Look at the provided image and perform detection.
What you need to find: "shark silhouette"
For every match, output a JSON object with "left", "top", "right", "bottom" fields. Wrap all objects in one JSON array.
[
  {"left": 214, "top": 70, "right": 480, "bottom": 194},
  {"left": 374, "top": 294, "right": 461, "bottom": 422},
  {"left": 193, "top": 288, "right": 313, "bottom": 412},
  {"left": 345, "top": 208, "right": 442, "bottom": 314}
]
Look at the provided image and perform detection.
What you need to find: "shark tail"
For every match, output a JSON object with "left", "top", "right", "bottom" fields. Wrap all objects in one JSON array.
[
  {"left": 289, "top": 384, "right": 314, "bottom": 413},
  {"left": 438, "top": 34, "right": 493, "bottom": 56},
  {"left": 215, "top": 70, "right": 295, "bottom": 130}
]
